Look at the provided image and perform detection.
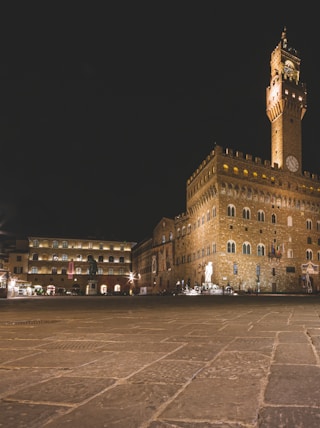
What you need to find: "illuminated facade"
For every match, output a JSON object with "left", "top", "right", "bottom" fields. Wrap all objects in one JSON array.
[
  {"left": 133, "top": 29, "right": 320, "bottom": 294},
  {"left": 7, "top": 236, "right": 136, "bottom": 296}
]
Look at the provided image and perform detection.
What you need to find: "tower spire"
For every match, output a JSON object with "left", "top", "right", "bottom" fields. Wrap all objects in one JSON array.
[{"left": 281, "top": 26, "right": 287, "bottom": 49}]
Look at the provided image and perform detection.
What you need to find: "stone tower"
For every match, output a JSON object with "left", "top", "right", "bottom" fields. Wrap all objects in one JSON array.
[{"left": 266, "top": 27, "right": 307, "bottom": 174}]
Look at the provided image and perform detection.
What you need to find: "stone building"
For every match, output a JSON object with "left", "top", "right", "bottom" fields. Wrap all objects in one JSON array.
[
  {"left": 6, "top": 236, "right": 136, "bottom": 296},
  {"left": 132, "top": 29, "right": 320, "bottom": 294}
]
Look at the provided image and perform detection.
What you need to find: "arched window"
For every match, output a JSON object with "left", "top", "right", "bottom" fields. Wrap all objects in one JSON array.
[
  {"left": 109, "top": 256, "right": 114, "bottom": 263},
  {"left": 306, "top": 219, "right": 312, "bottom": 230},
  {"left": 227, "top": 240, "right": 236, "bottom": 253},
  {"left": 257, "top": 244, "right": 265, "bottom": 256},
  {"left": 227, "top": 204, "right": 236, "bottom": 217},
  {"left": 242, "top": 242, "right": 251, "bottom": 255},
  {"left": 271, "top": 213, "right": 277, "bottom": 224},
  {"left": 306, "top": 249, "right": 313, "bottom": 260},
  {"left": 257, "top": 210, "right": 265, "bottom": 222},
  {"left": 243, "top": 207, "right": 250, "bottom": 219},
  {"left": 287, "top": 216, "right": 293, "bottom": 226}
]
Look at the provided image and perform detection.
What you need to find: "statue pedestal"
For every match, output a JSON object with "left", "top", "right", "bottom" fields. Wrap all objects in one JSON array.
[{"left": 86, "top": 280, "right": 98, "bottom": 295}]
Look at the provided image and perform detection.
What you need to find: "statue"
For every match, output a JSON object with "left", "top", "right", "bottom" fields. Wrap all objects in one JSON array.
[
  {"left": 205, "top": 261, "right": 213, "bottom": 283},
  {"left": 88, "top": 255, "right": 98, "bottom": 278}
]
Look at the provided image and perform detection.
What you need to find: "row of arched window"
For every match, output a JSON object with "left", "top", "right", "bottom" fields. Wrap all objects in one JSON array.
[
  {"left": 31, "top": 239, "right": 123, "bottom": 251},
  {"left": 30, "top": 266, "right": 126, "bottom": 275},
  {"left": 31, "top": 254, "right": 125, "bottom": 263},
  {"left": 177, "top": 205, "right": 320, "bottom": 237}
]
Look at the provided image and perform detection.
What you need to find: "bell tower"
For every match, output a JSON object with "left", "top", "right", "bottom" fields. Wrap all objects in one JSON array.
[{"left": 266, "top": 27, "right": 307, "bottom": 174}]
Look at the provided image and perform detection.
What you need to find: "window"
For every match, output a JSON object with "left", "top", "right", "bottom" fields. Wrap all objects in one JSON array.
[
  {"left": 271, "top": 214, "right": 277, "bottom": 224},
  {"left": 17, "top": 255, "right": 22, "bottom": 262},
  {"left": 242, "top": 242, "right": 251, "bottom": 255},
  {"left": 32, "top": 253, "right": 38, "bottom": 261},
  {"left": 75, "top": 267, "right": 82, "bottom": 275},
  {"left": 306, "top": 219, "right": 312, "bottom": 230},
  {"left": 207, "top": 210, "right": 210, "bottom": 221},
  {"left": 306, "top": 249, "right": 313, "bottom": 260},
  {"left": 14, "top": 267, "right": 23, "bottom": 274},
  {"left": 257, "top": 210, "right": 265, "bottom": 222},
  {"left": 243, "top": 207, "right": 250, "bottom": 219},
  {"left": 31, "top": 267, "right": 38, "bottom": 274},
  {"left": 98, "top": 255, "right": 104, "bottom": 262},
  {"left": 227, "top": 240, "right": 236, "bottom": 253},
  {"left": 212, "top": 206, "right": 217, "bottom": 217},
  {"left": 307, "top": 237, "right": 312, "bottom": 245},
  {"left": 52, "top": 240, "right": 59, "bottom": 248},
  {"left": 51, "top": 267, "right": 57, "bottom": 274},
  {"left": 119, "top": 256, "right": 124, "bottom": 263},
  {"left": 109, "top": 256, "right": 114, "bottom": 263},
  {"left": 62, "top": 241, "right": 68, "bottom": 248},
  {"left": 257, "top": 244, "right": 265, "bottom": 256},
  {"left": 108, "top": 268, "right": 114, "bottom": 275},
  {"left": 61, "top": 267, "right": 67, "bottom": 275},
  {"left": 32, "top": 240, "right": 39, "bottom": 248},
  {"left": 227, "top": 204, "right": 236, "bottom": 217},
  {"left": 287, "top": 249, "right": 293, "bottom": 258},
  {"left": 287, "top": 216, "right": 293, "bottom": 227},
  {"left": 62, "top": 254, "right": 68, "bottom": 261}
]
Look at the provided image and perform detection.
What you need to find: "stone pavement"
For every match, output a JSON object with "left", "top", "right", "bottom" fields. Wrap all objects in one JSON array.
[{"left": 1, "top": 294, "right": 320, "bottom": 427}]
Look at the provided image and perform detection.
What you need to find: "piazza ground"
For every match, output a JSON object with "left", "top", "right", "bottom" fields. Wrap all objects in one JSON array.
[{"left": 1, "top": 294, "right": 320, "bottom": 427}]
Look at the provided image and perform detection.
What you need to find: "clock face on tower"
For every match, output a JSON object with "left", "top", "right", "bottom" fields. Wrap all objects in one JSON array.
[{"left": 285, "top": 155, "right": 299, "bottom": 172}]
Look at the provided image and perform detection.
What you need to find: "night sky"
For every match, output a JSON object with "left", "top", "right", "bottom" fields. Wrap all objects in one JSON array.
[{"left": 1, "top": 7, "right": 319, "bottom": 243}]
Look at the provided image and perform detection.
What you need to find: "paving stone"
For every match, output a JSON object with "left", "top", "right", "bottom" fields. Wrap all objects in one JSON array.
[{"left": 1, "top": 295, "right": 320, "bottom": 427}]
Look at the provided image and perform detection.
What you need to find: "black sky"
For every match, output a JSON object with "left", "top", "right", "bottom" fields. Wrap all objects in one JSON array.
[{"left": 1, "top": 7, "right": 319, "bottom": 243}]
